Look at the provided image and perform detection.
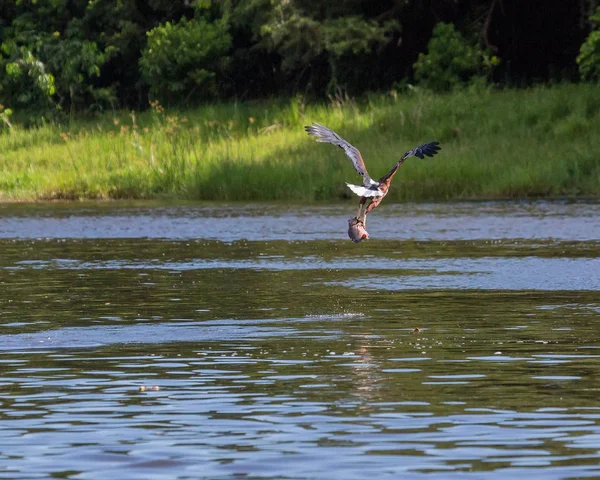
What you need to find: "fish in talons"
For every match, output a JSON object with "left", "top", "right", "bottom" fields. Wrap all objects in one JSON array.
[{"left": 347, "top": 216, "right": 369, "bottom": 243}]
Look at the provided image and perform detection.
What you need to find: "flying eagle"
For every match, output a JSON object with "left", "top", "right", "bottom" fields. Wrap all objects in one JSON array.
[{"left": 305, "top": 123, "right": 441, "bottom": 235}]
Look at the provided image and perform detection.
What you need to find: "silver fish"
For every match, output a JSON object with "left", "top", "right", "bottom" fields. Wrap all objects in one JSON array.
[{"left": 347, "top": 217, "right": 369, "bottom": 243}]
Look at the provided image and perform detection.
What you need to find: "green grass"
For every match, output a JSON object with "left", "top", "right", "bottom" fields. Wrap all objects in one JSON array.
[{"left": 1, "top": 83, "right": 600, "bottom": 202}]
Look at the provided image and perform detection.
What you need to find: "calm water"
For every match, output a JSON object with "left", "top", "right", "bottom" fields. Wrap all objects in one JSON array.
[{"left": 0, "top": 201, "right": 599, "bottom": 479}]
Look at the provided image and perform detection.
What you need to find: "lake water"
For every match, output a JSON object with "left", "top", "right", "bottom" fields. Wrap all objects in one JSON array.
[{"left": 0, "top": 201, "right": 599, "bottom": 479}]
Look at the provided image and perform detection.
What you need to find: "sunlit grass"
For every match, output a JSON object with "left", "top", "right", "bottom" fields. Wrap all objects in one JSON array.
[{"left": 1, "top": 83, "right": 599, "bottom": 201}]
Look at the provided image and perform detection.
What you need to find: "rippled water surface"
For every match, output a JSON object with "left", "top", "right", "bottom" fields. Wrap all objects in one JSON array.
[{"left": 0, "top": 201, "right": 599, "bottom": 479}]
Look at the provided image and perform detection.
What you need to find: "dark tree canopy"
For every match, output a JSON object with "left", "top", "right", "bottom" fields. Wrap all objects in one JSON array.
[{"left": 0, "top": 0, "right": 597, "bottom": 120}]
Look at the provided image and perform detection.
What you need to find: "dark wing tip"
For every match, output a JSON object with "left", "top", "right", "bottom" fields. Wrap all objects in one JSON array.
[
  {"left": 418, "top": 141, "right": 441, "bottom": 158},
  {"left": 304, "top": 123, "right": 321, "bottom": 137}
]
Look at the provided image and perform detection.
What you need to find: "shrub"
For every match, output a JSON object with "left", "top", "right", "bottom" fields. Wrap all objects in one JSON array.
[
  {"left": 139, "top": 17, "right": 231, "bottom": 105},
  {"left": 42, "top": 38, "right": 114, "bottom": 113},
  {"left": 577, "top": 7, "right": 600, "bottom": 81},
  {"left": 1, "top": 29, "right": 113, "bottom": 120},
  {"left": 413, "top": 22, "right": 498, "bottom": 92},
  {"left": 0, "top": 43, "right": 56, "bottom": 112}
]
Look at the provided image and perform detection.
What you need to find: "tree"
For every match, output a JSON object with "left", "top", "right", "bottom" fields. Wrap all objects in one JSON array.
[
  {"left": 230, "top": 0, "right": 398, "bottom": 95},
  {"left": 139, "top": 16, "right": 232, "bottom": 104},
  {"left": 577, "top": 6, "right": 600, "bottom": 81},
  {"left": 413, "top": 22, "right": 498, "bottom": 92}
]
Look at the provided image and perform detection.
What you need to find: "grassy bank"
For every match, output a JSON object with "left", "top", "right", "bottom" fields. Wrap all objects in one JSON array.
[{"left": 1, "top": 83, "right": 599, "bottom": 202}]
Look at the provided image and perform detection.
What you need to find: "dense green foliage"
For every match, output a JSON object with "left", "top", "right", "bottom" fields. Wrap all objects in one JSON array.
[
  {"left": 0, "top": 0, "right": 598, "bottom": 124},
  {"left": 1, "top": 43, "right": 56, "bottom": 112},
  {"left": 140, "top": 17, "right": 231, "bottom": 103},
  {"left": 413, "top": 23, "right": 498, "bottom": 92},
  {"left": 578, "top": 6, "right": 600, "bottom": 81},
  {"left": 1, "top": 84, "right": 599, "bottom": 202}
]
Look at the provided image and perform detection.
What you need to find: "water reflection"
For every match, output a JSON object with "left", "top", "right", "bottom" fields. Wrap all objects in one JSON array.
[
  {"left": 0, "top": 201, "right": 599, "bottom": 479},
  {"left": 0, "top": 200, "right": 599, "bottom": 241},
  {"left": 2, "top": 329, "right": 600, "bottom": 479}
]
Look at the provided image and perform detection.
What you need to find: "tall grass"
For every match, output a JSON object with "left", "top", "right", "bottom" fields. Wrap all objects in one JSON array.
[{"left": 1, "top": 83, "right": 599, "bottom": 202}]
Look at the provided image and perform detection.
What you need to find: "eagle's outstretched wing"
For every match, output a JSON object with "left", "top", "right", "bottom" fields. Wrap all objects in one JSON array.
[
  {"left": 403, "top": 141, "right": 441, "bottom": 160},
  {"left": 305, "top": 123, "right": 377, "bottom": 188},
  {"left": 379, "top": 141, "right": 441, "bottom": 185}
]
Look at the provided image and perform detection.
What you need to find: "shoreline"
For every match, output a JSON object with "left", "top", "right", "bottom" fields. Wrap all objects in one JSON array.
[{"left": 1, "top": 84, "right": 599, "bottom": 202}]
